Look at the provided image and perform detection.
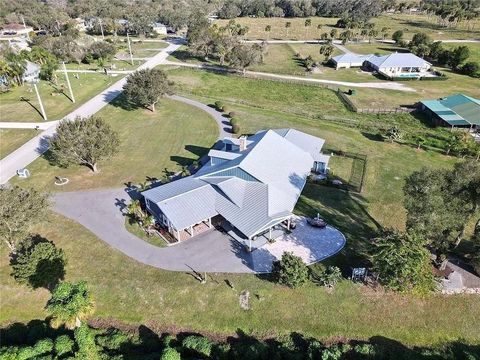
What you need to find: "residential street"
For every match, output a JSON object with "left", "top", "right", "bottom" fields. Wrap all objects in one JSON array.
[{"left": 0, "top": 39, "right": 183, "bottom": 184}]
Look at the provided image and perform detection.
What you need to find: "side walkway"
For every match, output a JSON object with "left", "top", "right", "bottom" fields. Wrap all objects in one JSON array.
[{"left": 0, "top": 40, "right": 183, "bottom": 184}]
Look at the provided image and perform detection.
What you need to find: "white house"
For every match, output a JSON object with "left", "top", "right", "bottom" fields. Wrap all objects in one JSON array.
[
  {"left": 152, "top": 22, "right": 167, "bottom": 35},
  {"left": 142, "top": 129, "right": 330, "bottom": 245},
  {"left": 331, "top": 53, "right": 373, "bottom": 70},
  {"left": 364, "top": 53, "right": 432, "bottom": 79}
]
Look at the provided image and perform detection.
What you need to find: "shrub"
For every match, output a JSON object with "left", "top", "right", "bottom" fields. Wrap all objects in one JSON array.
[
  {"left": 212, "top": 343, "right": 231, "bottom": 360},
  {"left": 461, "top": 61, "right": 480, "bottom": 77},
  {"left": 228, "top": 111, "right": 237, "bottom": 118},
  {"left": 160, "top": 347, "right": 181, "bottom": 360},
  {"left": 272, "top": 251, "right": 309, "bottom": 288},
  {"left": 315, "top": 266, "right": 342, "bottom": 288},
  {"left": 214, "top": 101, "right": 224, "bottom": 111},
  {"left": 162, "top": 334, "right": 176, "bottom": 347},
  {"left": 231, "top": 124, "right": 240, "bottom": 134},
  {"left": 229, "top": 117, "right": 239, "bottom": 126},
  {"left": 32, "top": 338, "right": 54, "bottom": 356},
  {"left": 354, "top": 343, "right": 376, "bottom": 355},
  {"left": 54, "top": 335, "right": 74, "bottom": 356},
  {"left": 95, "top": 329, "right": 129, "bottom": 350},
  {"left": 182, "top": 335, "right": 213, "bottom": 358}
]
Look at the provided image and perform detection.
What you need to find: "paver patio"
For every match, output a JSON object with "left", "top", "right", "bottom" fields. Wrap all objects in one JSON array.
[{"left": 53, "top": 188, "right": 345, "bottom": 273}]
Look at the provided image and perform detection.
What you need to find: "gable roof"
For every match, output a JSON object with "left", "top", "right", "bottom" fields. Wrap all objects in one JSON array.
[
  {"left": 421, "top": 94, "right": 480, "bottom": 126},
  {"left": 367, "top": 52, "right": 431, "bottom": 68},
  {"left": 331, "top": 53, "right": 373, "bottom": 64},
  {"left": 143, "top": 129, "right": 329, "bottom": 238}
]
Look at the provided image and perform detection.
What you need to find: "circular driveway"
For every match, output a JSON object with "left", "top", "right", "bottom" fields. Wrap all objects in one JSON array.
[{"left": 53, "top": 189, "right": 345, "bottom": 273}]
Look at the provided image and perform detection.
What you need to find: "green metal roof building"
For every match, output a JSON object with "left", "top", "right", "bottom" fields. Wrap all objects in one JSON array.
[{"left": 419, "top": 94, "right": 480, "bottom": 129}]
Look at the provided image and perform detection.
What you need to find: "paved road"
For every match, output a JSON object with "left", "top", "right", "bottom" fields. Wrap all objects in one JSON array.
[
  {"left": 53, "top": 188, "right": 345, "bottom": 273},
  {"left": 163, "top": 60, "right": 416, "bottom": 91},
  {"left": 0, "top": 121, "right": 59, "bottom": 130},
  {"left": 0, "top": 39, "right": 184, "bottom": 184}
]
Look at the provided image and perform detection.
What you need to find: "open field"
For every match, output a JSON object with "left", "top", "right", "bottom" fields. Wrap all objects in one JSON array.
[
  {"left": 10, "top": 97, "right": 218, "bottom": 191},
  {"left": 0, "top": 129, "right": 37, "bottom": 159},
  {"left": 0, "top": 73, "right": 121, "bottom": 122},
  {"left": 214, "top": 13, "right": 480, "bottom": 41},
  {"left": 443, "top": 42, "right": 480, "bottom": 63}
]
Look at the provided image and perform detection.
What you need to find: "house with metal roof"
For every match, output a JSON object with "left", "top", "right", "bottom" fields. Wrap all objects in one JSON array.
[
  {"left": 418, "top": 94, "right": 480, "bottom": 129},
  {"left": 330, "top": 53, "right": 373, "bottom": 70},
  {"left": 364, "top": 52, "right": 431, "bottom": 79},
  {"left": 142, "top": 129, "right": 330, "bottom": 249}
]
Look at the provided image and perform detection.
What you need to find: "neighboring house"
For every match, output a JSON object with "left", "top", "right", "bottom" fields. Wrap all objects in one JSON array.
[
  {"left": 419, "top": 94, "right": 480, "bottom": 130},
  {"left": 142, "top": 129, "right": 330, "bottom": 248},
  {"left": 1, "top": 23, "right": 33, "bottom": 37},
  {"left": 22, "top": 61, "right": 41, "bottom": 83},
  {"left": 152, "top": 22, "right": 167, "bottom": 35},
  {"left": 73, "top": 18, "right": 88, "bottom": 32},
  {"left": 330, "top": 53, "right": 373, "bottom": 70},
  {"left": 364, "top": 52, "right": 431, "bottom": 79}
]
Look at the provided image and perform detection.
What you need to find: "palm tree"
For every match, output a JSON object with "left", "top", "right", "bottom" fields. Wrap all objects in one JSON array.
[
  {"left": 265, "top": 25, "right": 271, "bottom": 40},
  {"left": 46, "top": 281, "right": 95, "bottom": 329},
  {"left": 285, "top": 22, "right": 291, "bottom": 38},
  {"left": 330, "top": 28, "right": 337, "bottom": 40},
  {"left": 304, "top": 19, "right": 312, "bottom": 39},
  {"left": 127, "top": 199, "right": 143, "bottom": 219},
  {"left": 319, "top": 44, "right": 335, "bottom": 61}
]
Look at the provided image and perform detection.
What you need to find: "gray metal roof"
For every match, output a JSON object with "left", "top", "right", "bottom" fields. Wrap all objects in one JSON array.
[
  {"left": 331, "top": 53, "right": 373, "bottom": 64},
  {"left": 366, "top": 53, "right": 430, "bottom": 68},
  {"left": 143, "top": 129, "right": 328, "bottom": 238}
]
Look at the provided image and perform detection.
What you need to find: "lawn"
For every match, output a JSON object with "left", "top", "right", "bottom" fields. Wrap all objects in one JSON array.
[
  {"left": 65, "top": 59, "right": 144, "bottom": 71},
  {"left": 2, "top": 66, "right": 478, "bottom": 347},
  {"left": 0, "top": 73, "right": 122, "bottom": 122},
  {"left": 10, "top": 97, "right": 219, "bottom": 192},
  {"left": 214, "top": 13, "right": 480, "bottom": 41},
  {"left": 0, "top": 129, "right": 37, "bottom": 159}
]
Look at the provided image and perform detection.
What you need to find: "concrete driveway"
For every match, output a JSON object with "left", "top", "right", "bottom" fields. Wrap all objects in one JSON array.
[{"left": 53, "top": 188, "right": 345, "bottom": 273}]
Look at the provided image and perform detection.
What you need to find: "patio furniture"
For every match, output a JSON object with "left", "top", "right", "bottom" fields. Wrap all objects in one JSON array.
[
  {"left": 16, "top": 168, "right": 30, "bottom": 178},
  {"left": 54, "top": 176, "right": 69, "bottom": 186},
  {"left": 351, "top": 267, "right": 367, "bottom": 282}
]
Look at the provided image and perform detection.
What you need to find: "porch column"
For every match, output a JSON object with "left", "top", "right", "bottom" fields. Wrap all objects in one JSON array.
[
  {"left": 208, "top": 218, "right": 212, "bottom": 228},
  {"left": 249, "top": 238, "right": 252, "bottom": 252},
  {"left": 269, "top": 228, "right": 272, "bottom": 240},
  {"left": 176, "top": 230, "right": 180, "bottom": 242},
  {"left": 287, "top": 218, "right": 291, "bottom": 231},
  {"left": 190, "top": 225, "right": 194, "bottom": 237}
]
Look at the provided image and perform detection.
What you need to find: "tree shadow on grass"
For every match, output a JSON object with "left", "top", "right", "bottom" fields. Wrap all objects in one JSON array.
[
  {"left": 108, "top": 93, "right": 138, "bottom": 111},
  {"left": 361, "top": 131, "right": 384, "bottom": 142}
]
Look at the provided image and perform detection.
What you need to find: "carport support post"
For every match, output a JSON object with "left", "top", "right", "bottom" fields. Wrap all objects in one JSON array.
[
  {"left": 249, "top": 238, "right": 252, "bottom": 252},
  {"left": 176, "top": 230, "right": 180, "bottom": 242},
  {"left": 287, "top": 218, "right": 291, "bottom": 230},
  {"left": 208, "top": 218, "right": 212, "bottom": 228},
  {"left": 190, "top": 225, "right": 194, "bottom": 237},
  {"left": 269, "top": 228, "right": 272, "bottom": 240}
]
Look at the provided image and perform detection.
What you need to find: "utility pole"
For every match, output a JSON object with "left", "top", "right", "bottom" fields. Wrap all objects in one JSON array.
[
  {"left": 22, "top": 16, "right": 30, "bottom": 40},
  {"left": 126, "top": 32, "right": 134, "bottom": 65},
  {"left": 99, "top": 18, "right": 105, "bottom": 40},
  {"left": 33, "top": 83, "right": 47, "bottom": 120},
  {"left": 62, "top": 62, "right": 75, "bottom": 103}
]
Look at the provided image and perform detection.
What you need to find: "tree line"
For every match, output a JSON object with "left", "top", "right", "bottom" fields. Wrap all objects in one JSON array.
[{"left": 392, "top": 30, "right": 480, "bottom": 77}]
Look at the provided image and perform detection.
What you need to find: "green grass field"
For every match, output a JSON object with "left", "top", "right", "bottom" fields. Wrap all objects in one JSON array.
[
  {"left": 0, "top": 129, "right": 37, "bottom": 159},
  {"left": 0, "top": 73, "right": 122, "bottom": 122},
  {"left": 3, "top": 66, "right": 479, "bottom": 346},
  {"left": 214, "top": 14, "right": 480, "bottom": 41},
  {"left": 443, "top": 42, "right": 480, "bottom": 63},
  {"left": 10, "top": 96, "right": 218, "bottom": 191}
]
